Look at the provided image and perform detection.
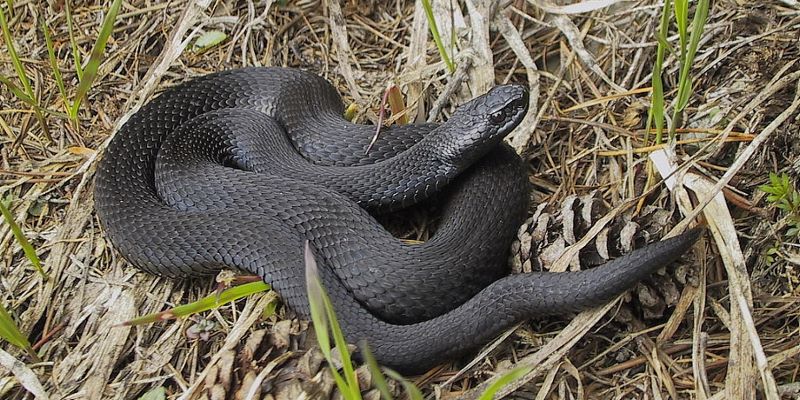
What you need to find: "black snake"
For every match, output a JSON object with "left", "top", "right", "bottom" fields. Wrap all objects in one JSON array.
[{"left": 94, "top": 67, "right": 700, "bottom": 373}]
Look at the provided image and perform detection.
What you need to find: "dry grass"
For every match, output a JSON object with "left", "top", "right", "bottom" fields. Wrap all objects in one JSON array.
[{"left": 1, "top": 0, "right": 799, "bottom": 399}]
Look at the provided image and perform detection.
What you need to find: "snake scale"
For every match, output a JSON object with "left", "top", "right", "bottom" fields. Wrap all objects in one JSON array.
[{"left": 94, "top": 67, "right": 700, "bottom": 373}]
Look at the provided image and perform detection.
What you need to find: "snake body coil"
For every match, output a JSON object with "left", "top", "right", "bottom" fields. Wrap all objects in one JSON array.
[{"left": 95, "top": 67, "right": 699, "bottom": 373}]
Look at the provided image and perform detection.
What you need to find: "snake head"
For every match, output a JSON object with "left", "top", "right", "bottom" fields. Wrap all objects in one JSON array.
[{"left": 439, "top": 84, "right": 529, "bottom": 168}]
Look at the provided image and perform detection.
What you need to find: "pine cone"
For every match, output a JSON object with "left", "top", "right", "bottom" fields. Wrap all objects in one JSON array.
[{"left": 510, "top": 193, "right": 690, "bottom": 319}]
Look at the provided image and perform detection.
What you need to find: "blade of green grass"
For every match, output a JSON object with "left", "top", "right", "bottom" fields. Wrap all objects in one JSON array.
[
  {"left": 0, "top": 302, "right": 31, "bottom": 353},
  {"left": 305, "top": 241, "right": 352, "bottom": 398},
  {"left": 121, "top": 281, "right": 270, "bottom": 326},
  {"left": 672, "top": 0, "right": 687, "bottom": 132},
  {"left": 306, "top": 242, "right": 332, "bottom": 358},
  {"left": 304, "top": 241, "right": 362, "bottom": 400},
  {"left": 0, "top": 4, "right": 52, "bottom": 139},
  {"left": 360, "top": 344, "right": 392, "bottom": 400},
  {"left": 476, "top": 366, "right": 534, "bottom": 400},
  {"left": 42, "top": 18, "right": 69, "bottom": 117},
  {"left": 64, "top": 0, "right": 82, "bottom": 81},
  {"left": 674, "top": 0, "right": 688, "bottom": 62},
  {"left": 325, "top": 290, "right": 361, "bottom": 399},
  {"left": 0, "top": 5, "right": 32, "bottom": 96},
  {"left": 645, "top": 0, "right": 671, "bottom": 145},
  {"left": 0, "top": 76, "right": 68, "bottom": 119},
  {"left": 384, "top": 370, "right": 424, "bottom": 400},
  {"left": 668, "top": 0, "right": 710, "bottom": 139},
  {"left": 0, "top": 75, "right": 35, "bottom": 106},
  {"left": 69, "top": 0, "right": 122, "bottom": 119},
  {"left": 1, "top": 196, "right": 46, "bottom": 279},
  {"left": 673, "top": 0, "right": 709, "bottom": 115},
  {"left": 420, "top": 0, "right": 455, "bottom": 73}
]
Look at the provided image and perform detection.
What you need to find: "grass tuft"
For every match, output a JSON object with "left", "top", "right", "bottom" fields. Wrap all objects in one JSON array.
[
  {"left": 0, "top": 4, "right": 51, "bottom": 139},
  {"left": 670, "top": 0, "right": 710, "bottom": 137},
  {"left": 1, "top": 0, "right": 121, "bottom": 131},
  {"left": 646, "top": 0, "right": 710, "bottom": 143},
  {"left": 42, "top": 17, "right": 69, "bottom": 116},
  {"left": 640, "top": 0, "right": 710, "bottom": 211},
  {"left": 67, "top": 0, "right": 122, "bottom": 121}
]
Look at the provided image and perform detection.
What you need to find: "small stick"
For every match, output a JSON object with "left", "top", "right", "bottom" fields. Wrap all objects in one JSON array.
[
  {"left": 427, "top": 55, "right": 474, "bottom": 122},
  {"left": 365, "top": 86, "right": 394, "bottom": 155},
  {"left": 31, "top": 322, "right": 66, "bottom": 351}
]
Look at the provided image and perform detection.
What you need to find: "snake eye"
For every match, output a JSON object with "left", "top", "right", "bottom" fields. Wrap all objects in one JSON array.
[{"left": 489, "top": 109, "right": 507, "bottom": 124}]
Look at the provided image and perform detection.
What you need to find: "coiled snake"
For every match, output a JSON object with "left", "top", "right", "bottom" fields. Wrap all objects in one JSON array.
[{"left": 94, "top": 67, "right": 699, "bottom": 373}]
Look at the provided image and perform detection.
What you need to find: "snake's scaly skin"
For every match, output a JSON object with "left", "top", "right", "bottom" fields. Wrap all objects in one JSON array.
[{"left": 94, "top": 67, "right": 700, "bottom": 373}]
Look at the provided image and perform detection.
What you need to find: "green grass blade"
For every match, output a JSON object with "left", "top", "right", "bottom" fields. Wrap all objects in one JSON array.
[
  {"left": 0, "top": 75, "right": 35, "bottom": 106},
  {"left": 0, "top": 5, "right": 33, "bottom": 96},
  {"left": 324, "top": 283, "right": 360, "bottom": 398},
  {"left": 1, "top": 197, "right": 46, "bottom": 278},
  {"left": 476, "top": 366, "right": 534, "bottom": 400},
  {"left": 42, "top": 18, "right": 69, "bottom": 117},
  {"left": 646, "top": 0, "right": 671, "bottom": 145},
  {"left": 306, "top": 241, "right": 333, "bottom": 359},
  {"left": 650, "top": 67, "right": 665, "bottom": 143},
  {"left": 304, "top": 242, "right": 362, "bottom": 400},
  {"left": 64, "top": 0, "right": 82, "bottom": 81},
  {"left": 674, "top": 0, "right": 688, "bottom": 61},
  {"left": 0, "top": 302, "right": 31, "bottom": 352},
  {"left": 384, "top": 370, "right": 424, "bottom": 400},
  {"left": 328, "top": 371, "right": 355, "bottom": 400},
  {"left": 670, "top": 0, "right": 710, "bottom": 137},
  {"left": 69, "top": 0, "right": 122, "bottom": 118},
  {"left": 293, "top": 243, "right": 344, "bottom": 396},
  {"left": 360, "top": 344, "right": 392, "bottom": 400},
  {"left": 121, "top": 281, "right": 270, "bottom": 326},
  {"left": 0, "top": 5, "right": 52, "bottom": 139},
  {"left": 420, "top": 0, "right": 455, "bottom": 73},
  {"left": 678, "top": 0, "right": 710, "bottom": 110},
  {"left": 675, "top": 75, "right": 693, "bottom": 111}
]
